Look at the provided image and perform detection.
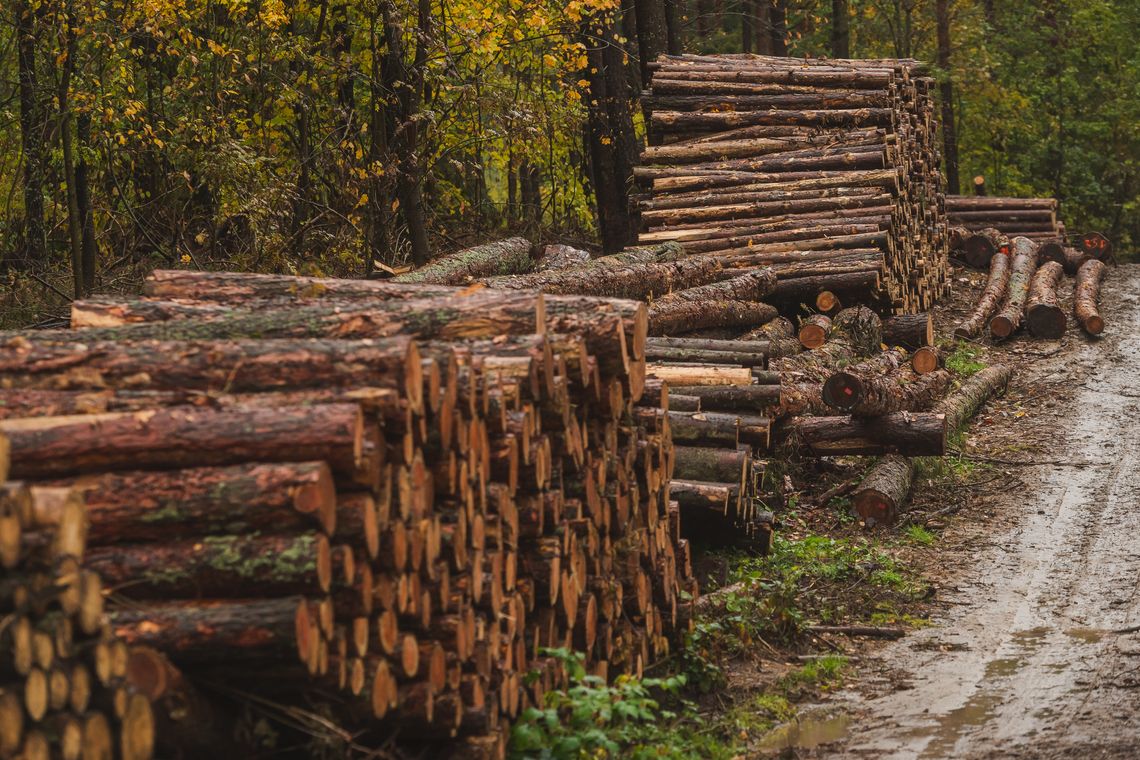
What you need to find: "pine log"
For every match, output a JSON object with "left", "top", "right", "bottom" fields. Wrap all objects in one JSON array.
[
  {"left": 393, "top": 237, "right": 534, "bottom": 284},
  {"left": 935, "top": 364, "right": 1013, "bottom": 432},
  {"left": 953, "top": 251, "right": 1011, "bottom": 339},
  {"left": 961, "top": 228, "right": 1008, "bottom": 269},
  {"left": 989, "top": 237, "right": 1039, "bottom": 339},
  {"left": 1025, "top": 261, "right": 1067, "bottom": 339},
  {"left": 46, "top": 462, "right": 336, "bottom": 544},
  {"left": 1038, "top": 243, "right": 1089, "bottom": 275},
  {"left": 739, "top": 317, "right": 802, "bottom": 358},
  {"left": 666, "top": 384, "right": 781, "bottom": 412},
  {"left": 779, "top": 412, "right": 947, "bottom": 456},
  {"left": 538, "top": 245, "right": 591, "bottom": 271},
  {"left": 767, "top": 271, "right": 880, "bottom": 302},
  {"left": 852, "top": 455, "right": 914, "bottom": 524},
  {"left": 110, "top": 598, "right": 301, "bottom": 664},
  {"left": 667, "top": 411, "right": 770, "bottom": 448},
  {"left": 672, "top": 446, "right": 750, "bottom": 484},
  {"left": 1, "top": 404, "right": 365, "bottom": 481},
  {"left": 644, "top": 346, "right": 767, "bottom": 367},
  {"left": 648, "top": 300, "right": 778, "bottom": 336},
  {"left": 910, "top": 346, "right": 942, "bottom": 375},
  {"left": 646, "top": 365, "right": 754, "bottom": 386},
  {"left": 651, "top": 270, "right": 776, "bottom": 306},
  {"left": 480, "top": 257, "right": 721, "bottom": 300},
  {"left": 777, "top": 306, "right": 882, "bottom": 376},
  {"left": 798, "top": 314, "right": 832, "bottom": 349},
  {"left": 823, "top": 367, "right": 952, "bottom": 417},
  {"left": 1074, "top": 259, "right": 1107, "bottom": 336},
  {"left": 881, "top": 313, "right": 933, "bottom": 350}
]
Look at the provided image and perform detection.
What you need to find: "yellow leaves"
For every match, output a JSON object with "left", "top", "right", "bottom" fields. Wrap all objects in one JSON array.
[
  {"left": 577, "top": 78, "right": 590, "bottom": 88},
  {"left": 258, "top": 0, "right": 289, "bottom": 30},
  {"left": 391, "top": 199, "right": 400, "bottom": 211},
  {"left": 355, "top": 193, "right": 369, "bottom": 209},
  {"left": 544, "top": 54, "right": 558, "bottom": 67},
  {"left": 180, "top": 254, "right": 192, "bottom": 264}
]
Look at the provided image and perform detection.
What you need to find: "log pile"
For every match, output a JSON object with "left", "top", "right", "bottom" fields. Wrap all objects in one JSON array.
[
  {"left": 634, "top": 53, "right": 951, "bottom": 314},
  {"left": 0, "top": 269, "right": 697, "bottom": 757},
  {"left": 947, "top": 196, "right": 1064, "bottom": 254},
  {"left": 0, "top": 478, "right": 156, "bottom": 759}
]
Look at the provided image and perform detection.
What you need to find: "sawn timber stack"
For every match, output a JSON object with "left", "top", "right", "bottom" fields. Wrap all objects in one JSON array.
[
  {"left": 635, "top": 53, "right": 951, "bottom": 314},
  {"left": 0, "top": 269, "right": 696, "bottom": 758}
]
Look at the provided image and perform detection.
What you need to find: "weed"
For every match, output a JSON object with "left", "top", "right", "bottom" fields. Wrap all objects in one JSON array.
[
  {"left": 904, "top": 524, "right": 936, "bottom": 545},
  {"left": 781, "top": 656, "right": 848, "bottom": 692},
  {"left": 944, "top": 341, "right": 987, "bottom": 376}
]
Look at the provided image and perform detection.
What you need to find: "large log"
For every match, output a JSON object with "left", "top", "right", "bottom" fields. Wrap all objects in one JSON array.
[
  {"left": 648, "top": 300, "right": 778, "bottom": 336},
  {"left": 989, "top": 237, "right": 1039, "bottom": 339},
  {"left": 1025, "top": 261, "right": 1067, "bottom": 339},
  {"left": 1074, "top": 259, "right": 1107, "bottom": 336},
  {"left": 651, "top": 269, "right": 776, "bottom": 305},
  {"left": 823, "top": 367, "right": 952, "bottom": 417},
  {"left": 935, "top": 364, "right": 1013, "bottom": 432},
  {"left": 953, "top": 252, "right": 1011, "bottom": 339},
  {"left": 672, "top": 446, "right": 750, "bottom": 483},
  {"left": 479, "top": 257, "right": 721, "bottom": 300},
  {"left": 1, "top": 404, "right": 365, "bottom": 481},
  {"left": 852, "top": 455, "right": 914, "bottom": 524},
  {"left": 797, "top": 314, "right": 832, "bottom": 349},
  {"left": 779, "top": 412, "right": 947, "bottom": 456},
  {"left": 1038, "top": 243, "right": 1089, "bottom": 275},
  {"left": 47, "top": 461, "right": 337, "bottom": 544},
  {"left": 960, "top": 228, "right": 1008, "bottom": 269},
  {"left": 393, "top": 237, "right": 534, "bottom": 284},
  {"left": 881, "top": 313, "right": 933, "bottom": 350}
]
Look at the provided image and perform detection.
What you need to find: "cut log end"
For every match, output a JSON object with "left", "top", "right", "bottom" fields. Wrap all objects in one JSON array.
[
  {"left": 989, "top": 314, "right": 1015, "bottom": 339},
  {"left": 821, "top": 373, "right": 863, "bottom": 411},
  {"left": 1025, "top": 305, "right": 1067, "bottom": 340}
]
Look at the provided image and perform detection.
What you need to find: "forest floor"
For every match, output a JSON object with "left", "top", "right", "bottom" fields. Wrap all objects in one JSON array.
[{"left": 689, "top": 262, "right": 1140, "bottom": 759}]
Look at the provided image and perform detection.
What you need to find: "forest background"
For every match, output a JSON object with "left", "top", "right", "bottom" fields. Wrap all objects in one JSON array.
[{"left": 1, "top": 0, "right": 1137, "bottom": 324}]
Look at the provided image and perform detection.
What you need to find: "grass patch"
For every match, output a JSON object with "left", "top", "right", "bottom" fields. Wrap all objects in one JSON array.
[
  {"left": 944, "top": 341, "right": 987, "bottom": 376},
  {"left": 780, "top": 656, "right": 848, "bottom": 692},
  {"left": 904, "top": 524, "right": 936, "bottom": 546}
]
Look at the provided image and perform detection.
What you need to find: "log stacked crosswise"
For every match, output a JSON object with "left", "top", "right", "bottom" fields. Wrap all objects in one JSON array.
[
  {"left": 634, "top": 53, "right": 951, "bottom": 314},
  {"left": 0, "top": 270, "right": 697, "bottom": 758}
]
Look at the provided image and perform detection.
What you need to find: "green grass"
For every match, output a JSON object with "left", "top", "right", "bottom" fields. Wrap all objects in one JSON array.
[
  {"left": 781, "top": 656, "right": 848, "bottom": 692},
  {"left": 904, "top": 524, "right": 936, "bottom": 546},
  {"left": 944, "top": 341, "right": 987, "bottom": 376}
]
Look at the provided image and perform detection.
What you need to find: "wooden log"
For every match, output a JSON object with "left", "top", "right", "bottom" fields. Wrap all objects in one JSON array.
[
  {"left": 910, "top": 346, "right": 942, "bottom": 375},
  {"left": 648, "top": 300, "right": 778, "bottom": 336},
  {"left": 960, "top": 228, "right": 1009, "bottom": 269},
  {"left": 739, "top": 317, "right": 801, "bottom": 358},
  {"left": 1074, "top": 259, "right": 1107, "bottom": 336},
  {"left": 644, "top": 346, "right": 767, "bottom": 367},
  {"left": 480, "top": 257, "right": 721, "bottom": 300},
  {"left": 852, "top": 455, "right": 914, "bottom": 525},
  {"left": 669, "top": 480, "right": 736, "bottom": 514},
  {"left": 667, "top": 411, "right": 769, "bottom": 448},
  {"left": 936, "top": 364, "right": 1013, "bottom": 432},
  {"left": 945, "top": 196, "right": 1056, "bottom": 211},
  {"left": 672, "top": 446, "right": 749, "bottom": 484},
  {"left": 767, "top": 271, "right": 880, "bottom": 302},
  {"left": 953, "top": 251, "right": 1011, "bottom": 339},
  {"left": 46, "top": 462, "right": 337, "bottom": 544},
  {"left": 989, "top": 237, "right": 1039, "bottom": 339},
  {"left": 666, "top": 384, "right": 781, "bottom": 411},
  {"left": 646, "top": 365, "right": 754, "bottom": 386},
  {"left": 777, "top": 306, "right": 882, "bottom": 376},
  {"left": 1, "top": 404, "right": 365, "bottom": 481},
  {"left": 538, "top": 244, "right": 591, "bottom": 271},
  {"left": 109, "top": 598, "right": 300, "bottom": 664},
  {"left": 393, "top": 237, "right": 534, "bottom": 284},
  {"left": 779, "top": 412, "right": 946, "bottom": 456},
  {"left": 1038, "top": 243, "right": 1089, "bottom": 275},
  {"left": 1025, "top": 261, "right": 1067, "bottom": 339},
  {"left": 881, "top": 313, "right": 933, "bottom": 350},
  {"left": 798, "top": 314, "right": 832, "bottom": 349},
  {"left": 823, "top": 367, "right": 952, "bottom": 417},
  {"left": 651, "top": 270, "right": 776, "bottom": 306}
]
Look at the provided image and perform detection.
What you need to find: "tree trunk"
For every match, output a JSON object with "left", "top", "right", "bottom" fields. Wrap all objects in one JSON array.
[
  {"left": 1, "top": 404, "right": 365, "bottom": 482},
  {"left": 853, "top": 454, "right": 913, "bottom": 524},
  {"left": 1038, "top": 242, "right": 1089, "bottom": 275},
  {"left": 768, "top": 0, "right": 787, "bottom": 55},
  {"left": 394, "top": 238, "right": 533, "bottom": 284},
  {"left": 962, "top": 228, "right": 1008, "bottom": 269},
  {"left": 673, "top": 445, "right": 750, "bottom": 483},
  {"left": 881, "top": 313, "right": 934, "bottom": 350},
  {"left": 989, "top": 237, "right": 1039, "bottom": 338},
  {"left": 830, "top": 0, "right": 850, "bottom": 58},
  {"left": 954, "top": 252, "right": 1011, "bottom": 339},
  {"left": 15, "top": 0, "right": 47, "bottom": 268},
  {"left": 633, "top": 0, "right": 668, "bottom": 85},
  {"left": 45, "top": 461, "right": 337, "bottom": 545},
  {"left": 935, "top": 363, "right": 1012, "bottom": 432},
  {"left": 1025, "top": 260, "right": 1066, "bottom": 339},
  {"left": 667, "top": 410, "right": 769, "bottom": 448},
  {"left": 645, "top": 345, "right": 768, "bottom": 366},
  {"left": 649, "top": 299, "right": 778, "bottom": 335},
  {"left": 1074, "top": 259, "right": 1106, "bottom": 336},
  {"left": 935, "top": 0, "right": 959, "bottom": 195},
  {"left": 76, "top": 113, "right": 97, "bottom": 294}
]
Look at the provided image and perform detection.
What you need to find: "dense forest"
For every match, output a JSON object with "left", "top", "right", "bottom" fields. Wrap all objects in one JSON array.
[{"left": 1, "top": 0, "right": 1137, "bottom": 323}]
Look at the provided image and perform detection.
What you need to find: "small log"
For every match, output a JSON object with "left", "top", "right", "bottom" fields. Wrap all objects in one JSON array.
[
  {"left": 1025, "top": 261, "right": 1067, "bottom": 339},
  {"left": 961, "top": 228, "right": 1008, "bottom": 269},
  {"left": 393, "top": 237, "right": 533, "bottom": 284},
  {"left": 936, "top": 364, "right": 1013, "bottom": 432},
  {"left": 673, "top": 446, "right": 749, "bottom": 483},
  {"left": 852, "top": 455, "right": 914, "bottom": 524},
  {"left": 1038, "top": 243, "right": 1089, "bottom": 275},
  {"left": 646, "top": 365, "right": 753, "bottom": 386},
  {"left": 667, "top": 384, "right": 781, "bottom": 411},
  {"left": 648, "top": 300, "right": 778, "bottom": 336},
  {"left": 651, "top": 269, "right": 776, "bottom": 306},
  {"left": 780, "top": 412, "right": 946, "bottom": 456},
  {"left": 798, "top": 314, "right": 832, "bottom": 349},
  {"left": 989, "top": 237, "right": 1039, "bottom": 339},
  {"left": 824, "top": 364, "right": 951, "bottom": 417},
  {"left": 910, "top": 346, "right": 942, "bottom": 375},
  {"left": 954, "top": 251, "right": 1011, "bottom": 339},
  {"left": 1074, "top": 259, "right": 1106, "bottom": 336},
  {"left": 644, "top": 346, "right": 768, "bottom": 367},
  {"left": 881, "top": 313, "right": 933, "bottom": 350},
  {"left": 482, "top": 256, "right": 722, "bottom": 300}
]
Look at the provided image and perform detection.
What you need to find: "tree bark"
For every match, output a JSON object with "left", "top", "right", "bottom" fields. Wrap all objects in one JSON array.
[
  {"left": 393, "top": 238, "right": 533, "bottom": 284},
  {"left": 1038, "top": 243, "right": 1089, "bottom": 275},
  {"left": 881, "top": 313, "right": 934, "bottom": 350},
  {"left": 935, "top": 363, "right": 1012, "bottom": 432},
  {"left": 649, "top": 299, "right": 778, "bottom": 335},
  {"left": 853, "top": 454, "right": 913, "bottom": 524},
  {"left": 1074, "top": 259, "right": 1106, "bottom": 336},
  {"left": 481, "top": 256, "right": 721, "bottom": 299},
  {"left": 935, "top": 0, "right": 959, "bottom": 195},
  {"left": 45, "top": 461, "right": 337, "bottom": 545},
  {"left": 954, "top": 251, "right": 1010, "bottom": 339},
  {"left": 990, "top": 237, "right": 1039, "bottom": 339},
  {"left": 1025, "top": 260, "right": 1067, "bottom": 339},
  {"left": 673, "top": 446, "right": 750, "bottom": 483},
  {"left": 644, "top": 346, "right": 768, "bottom": 366},
  {"left": 15, "top": 0, "right": 47, "bottom": 268},
  {"left": 830, "top": 0, "right": 851, "bottom": 58},
  {"left": 666, "top": 383, "right": 781, "bottom": 411},
  {"left": 651, "top": 269, "right": 776, "bottom": 305}
]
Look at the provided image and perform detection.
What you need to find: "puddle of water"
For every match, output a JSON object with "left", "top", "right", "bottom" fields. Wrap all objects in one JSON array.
[
  {"left": 755, "top": 711, "right": 850, "bottom": 752},
  {"left": 984, "top": 657, "right": 1025, "bottom": 677},
  {"left": 1010, "top": 627, "right": 1051, "bottom": 650},
  {"left": 1064, "top": 627, "right": 1105, "bottom": 644},
  {"left": 915, "top": 691, "right": 1003, "bottom": 758}
]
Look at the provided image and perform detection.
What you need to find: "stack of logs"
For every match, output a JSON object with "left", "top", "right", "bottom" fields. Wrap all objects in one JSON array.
[
  {"left": 0, "top": 269, "right": 697, "bottom": 758},
  {"left": 946, "top": 196, "right": 1065, "bottom": 261},
  {"left": 634, "top": 53, "right": 950, "bottom": 314},
  {"left": 953, "top": 234, "right": 1110, "bottom": 340},
  {"left": 1, "top": 473, "right": 156, "bottom": 759}
]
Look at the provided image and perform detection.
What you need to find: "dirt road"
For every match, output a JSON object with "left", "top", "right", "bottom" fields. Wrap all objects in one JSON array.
[{"left": 826, "top": 264, "right": 1140, "bottom": 758}]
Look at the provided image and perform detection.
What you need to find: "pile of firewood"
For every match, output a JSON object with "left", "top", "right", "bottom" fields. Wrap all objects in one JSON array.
[
  {"left": 954, "top": 234, "right": 1110, "bottom": 340},
  {"left": 633, "top": 53, "right": 951, "bottom": 314},
  {"left": 0, "top": 270, "right": 696, "bottom": 758},
  {"left": 1, "top": 476, "right": 156, "bottom": 759},
  {"left": 946, "top": 195, "right": 1065, "bottom": 257}
]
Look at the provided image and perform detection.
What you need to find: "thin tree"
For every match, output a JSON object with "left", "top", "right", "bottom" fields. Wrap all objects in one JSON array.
[{"left": 936, "top": 0, "right": 960, "bottom": 194}]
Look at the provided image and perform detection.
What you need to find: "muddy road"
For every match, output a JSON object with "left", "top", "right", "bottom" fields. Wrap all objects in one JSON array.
[{"left": 819, "top": 264, "right": 1140, "bottom": 759}]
